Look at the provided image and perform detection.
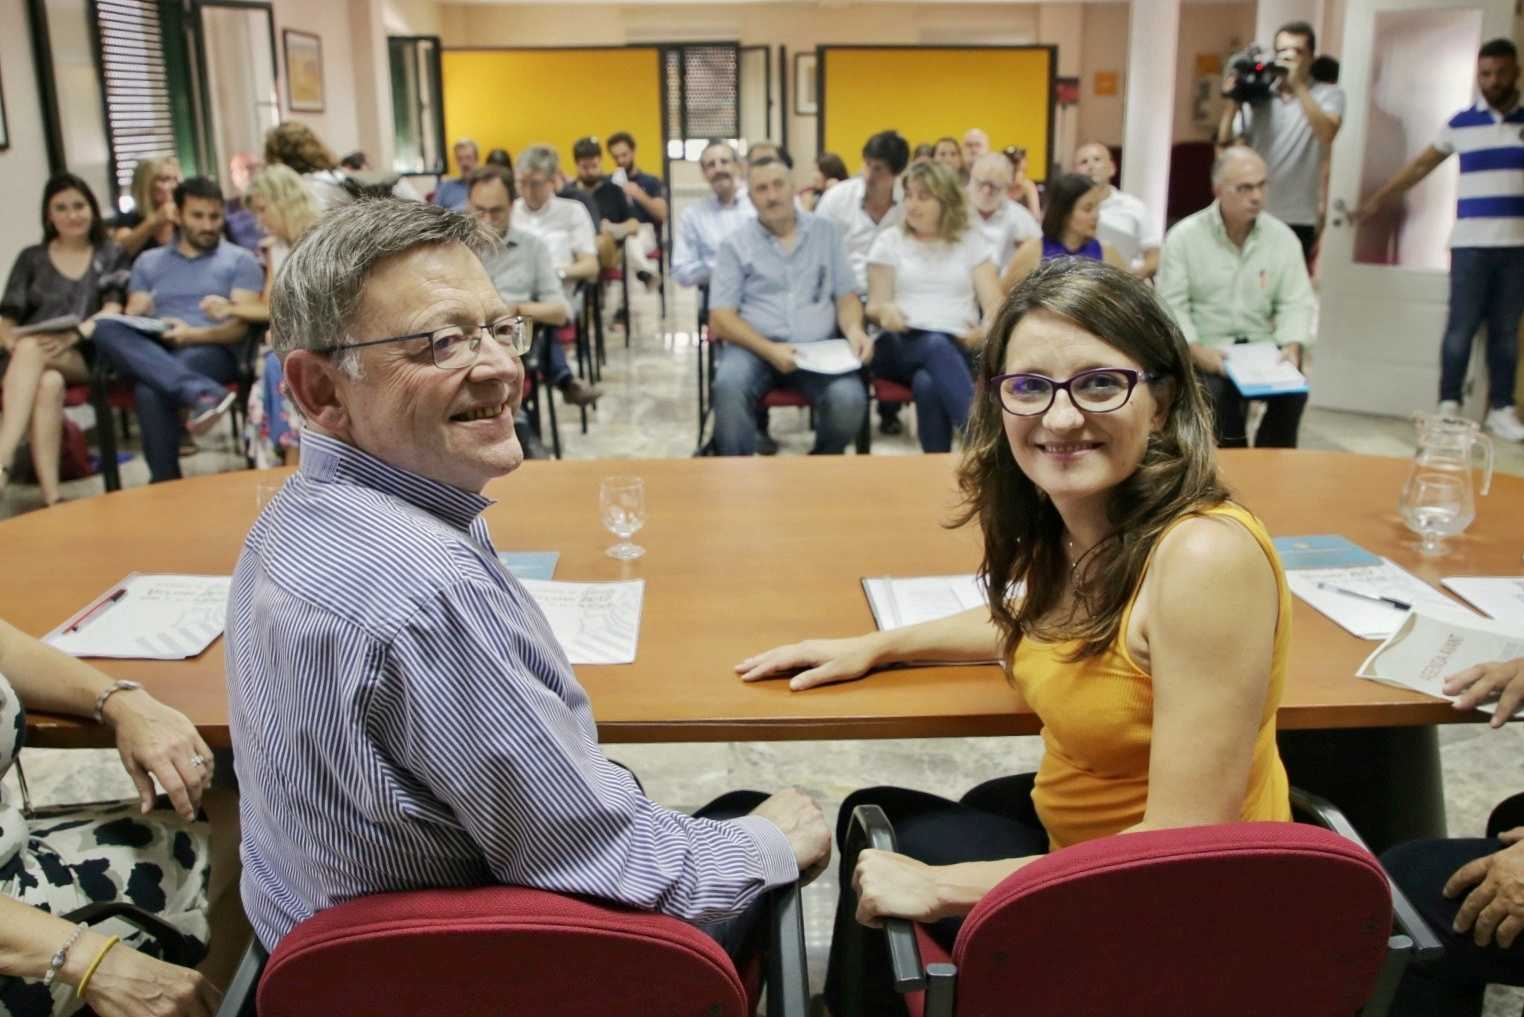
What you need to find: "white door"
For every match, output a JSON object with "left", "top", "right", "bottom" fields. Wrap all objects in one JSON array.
[{"left": 1310, "top": 0, "right": 1512, "bottom": 417}]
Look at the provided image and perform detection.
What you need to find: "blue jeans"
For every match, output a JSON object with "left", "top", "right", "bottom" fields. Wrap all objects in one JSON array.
[
  {"left": 870, "top": 330, "right": 975, "bottom": 453},
  {"left": 92, "top": 320, "right": 238, "bottom": 482},
  {"left": 711, "top": 343, "right": 867, "bottom": 455},
  {"left": 1439, "top": 246, "right": 1524, "bottom": 408}
]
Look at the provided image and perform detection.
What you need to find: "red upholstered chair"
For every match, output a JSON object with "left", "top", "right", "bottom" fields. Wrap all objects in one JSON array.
[
  {"left": 850, "top": 788, "right": 1442, "bottom": 1017},
  {"left": 214, "top": 883, "right": 810, "bottom": 1017},
  {"left": 861, "top": 378, "right": 915, "bottom": 453}
]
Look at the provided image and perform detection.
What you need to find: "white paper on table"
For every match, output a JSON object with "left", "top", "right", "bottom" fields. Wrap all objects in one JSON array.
[
  {"left": 45, "top": 573, "right": 230, "bottom": 660},
  {"left": 1357, "top": 604, "right": 1524, "bottom": 717},
  {"left": 1442, "top": 577, "right": 1524, "bottom": 627},
  {"left": 520, "top": 579, "right": 644, "bottom": 665},
  {"left": 1284, "top": 560, "right": 1467, "bottom": 640},
  {"left": 863, "top": 575, "right": 987, "bottom": 631},
  {"left": 790, "top": 339, "right": 862, "bottom": 376},
  {"left": 1223, "top": 341, "right": 1308, "bottom": 396}
]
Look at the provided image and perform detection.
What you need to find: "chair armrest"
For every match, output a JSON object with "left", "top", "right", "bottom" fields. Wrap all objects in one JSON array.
[
  {"left": 213, "top": 937, "right": 268, "bottom": 1017},
  {"left": 60, "top": 901, "right": 196, "bottom": 966},
  {"left": 765, "top": 882, "right": 811, "bottom": 1017},
  {"left": 846, "top": 804, "right": 926, "bottom": 993},
  {"left": 1290, "top": 787, "right": 1445, "bottom": 962}
]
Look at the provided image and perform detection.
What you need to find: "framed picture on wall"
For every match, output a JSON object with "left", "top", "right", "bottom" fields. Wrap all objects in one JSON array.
[
  {"left": 794, "top": 52, "right": 818, "bottom": 116},
  {"left": 283, "top": 29, "right": 325, "bottom": 113}
]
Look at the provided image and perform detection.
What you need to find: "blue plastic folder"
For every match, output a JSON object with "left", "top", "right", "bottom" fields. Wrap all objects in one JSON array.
[
  {"left": 498, "top": 551, "right": 559, "bottom": 581},
  {"left": 1272, "top": 535, "right": 1383, "bottom": 570}
]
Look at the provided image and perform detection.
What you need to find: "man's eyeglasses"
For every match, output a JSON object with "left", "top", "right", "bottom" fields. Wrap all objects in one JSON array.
[
  {"left": 970, "top": 178, "right": 1004, "bottom": 193},
  {"left": 310, "top": 316, "right": 532, "bottom": 371},
  {"left": 989, "top": 368, "right": 1158, "bottom": 416}
]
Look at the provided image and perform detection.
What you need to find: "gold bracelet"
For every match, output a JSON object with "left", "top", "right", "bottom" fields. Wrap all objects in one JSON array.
[{"left": 74, "top": 935, "right": 120, "bottom": 1000}]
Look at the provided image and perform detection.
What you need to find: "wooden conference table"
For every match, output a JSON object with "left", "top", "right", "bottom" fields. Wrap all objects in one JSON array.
[{"left": 7, "top": 450, "right": 1520, "bottom": 846}]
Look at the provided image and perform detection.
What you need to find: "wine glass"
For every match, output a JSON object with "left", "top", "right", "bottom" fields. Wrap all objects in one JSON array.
[
  {"left": 600, "top": 476, "right": 647, "bottom": 560},
  {"left": 1398, "top": 473, "right": 1471, "bottom": 556}
]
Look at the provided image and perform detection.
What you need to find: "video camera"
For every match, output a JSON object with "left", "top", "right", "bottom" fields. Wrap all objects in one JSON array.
[{"left": 1224, "top": 44, "right": 1284, "bottom": 104}]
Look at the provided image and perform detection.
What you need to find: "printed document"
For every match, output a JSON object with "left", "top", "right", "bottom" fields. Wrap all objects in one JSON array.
[
  {"left": 1358, "top": 605, "right": 1524, "bottom": 718},
  {"left": 46, "top": 573, "right": 230, "bottom": 660},
  {"left": 1441, "top": 577, "right": 1524, "bottom": 627},
  {"left": 1274, "top": 536, "right": 1462, "bottom": 639},
  {"left": 1224, "top": 341, "right": 1309, "bottom": 397},
  {"left": 520, "top": 579, "right": 644, "bottom": 665},
  {"left": 863, "top": 575, "right": 987, "bottom": 631},
  {"left": 791, "top": 339, "right": 862, "bottom": 376}
]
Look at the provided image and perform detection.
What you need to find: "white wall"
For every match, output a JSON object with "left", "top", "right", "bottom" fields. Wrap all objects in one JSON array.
[
  {"left": 1, "top": 0, "right": 53, "bottom": 274},
  {"left": 269, "top": 0, "right": 364, "bottom": 156}
]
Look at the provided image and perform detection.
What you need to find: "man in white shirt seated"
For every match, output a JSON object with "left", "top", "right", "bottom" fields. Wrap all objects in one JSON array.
[
  {"left": 1074, "top": 142, "right": 1162, "bottom": 279},
  {"left": 672, "top": 141, "right": 755, "bottom": 290},
  {"left": 966, "top": 153, "right": 1041, "bottom": 273},
  {"left": 961, "top": 128, "right": 991, "bottom": 169},
  {"left": 511, "top": 146, "right": 600, "bottom": 317}
]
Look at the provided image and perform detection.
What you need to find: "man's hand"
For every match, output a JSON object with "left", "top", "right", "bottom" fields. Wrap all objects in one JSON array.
[
  {"left": 1220, "top": 70, "right": 1240, "bottom": 100},
  {"left": 199, "top": 295, "right": 232, "bottom": 322},
  {"left": 1280, "top": 342, "right": 1303, "bottom": 370},
  {"left": 958, "top": 325, "right": 987, "bottom": 352},
  {"left": 1278, "top": 51, "right": 1309, "bottom": 88},
  {"left": 1190, "top": 343, "right": 1226, "bottom": 376},
  {"left": 621, "top": 181, "right": 646, "bottom": 202},
  {"left": 764, "top": 343, "right": 798, "bottom": 375},
  {"left": 751, "top": 788, "right": 831, "bottom": 884},
  {"left": 1446, "top": 837, "right": 1524, "bottom": 948},
  {"left": 1444, "top": 657, "right": 1524, "bottom": 727},
  {"left": 1350, "top": 196, "right": 1384, "bottom": 226},
  {"left": 846, "top": 329, "right": 873, "bottom": 364},
  {"left": 878, "top": 306, "right": 908, "bottom": 334},
  {"left": 160, "top": 319, "right": 196, "bottom": 346}
]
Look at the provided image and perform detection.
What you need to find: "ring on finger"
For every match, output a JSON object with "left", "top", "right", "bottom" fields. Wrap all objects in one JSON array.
[{"left": 190, "top": 753, "right": 208, "bottom": 769}]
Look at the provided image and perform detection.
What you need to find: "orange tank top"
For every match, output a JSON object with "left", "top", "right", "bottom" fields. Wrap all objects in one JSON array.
[{"left": 1010, "top": 502, "right": 1292, "bottom": 851}]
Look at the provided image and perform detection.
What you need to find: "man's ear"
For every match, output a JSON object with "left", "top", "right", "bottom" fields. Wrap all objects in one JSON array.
[{"left": 282, "top": 350, "right": 351, "bottom": 438}]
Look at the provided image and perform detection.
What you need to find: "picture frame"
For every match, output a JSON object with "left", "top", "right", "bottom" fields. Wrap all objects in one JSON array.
[
  {"left": 0, "top": 57, "right": 10, "bottom": 151},
  {"left": 793, "top": 51, "right": 817, "bottom": 117},
  {"left": 283, "top": 29, "right": 325, "bottom": 113}
]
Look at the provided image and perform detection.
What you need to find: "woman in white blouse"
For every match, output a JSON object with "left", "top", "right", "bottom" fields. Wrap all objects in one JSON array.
[{"left": 865, "top": 161, "right": 1004, "bottom": 453}]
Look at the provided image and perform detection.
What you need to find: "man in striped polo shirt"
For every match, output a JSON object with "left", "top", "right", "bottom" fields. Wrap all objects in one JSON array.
[
  {"left": 226, "top": 198, "right": 829, "bottom": 954},
  {"left": 1357, "top": 38, "right": 1524, "bottom": 442}
]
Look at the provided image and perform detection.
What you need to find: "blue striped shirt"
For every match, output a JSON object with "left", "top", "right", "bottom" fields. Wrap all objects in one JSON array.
[
  {"left": 1434, "top": 98, "right": 1524, "bottom": 248},
  {"left": 225, "top": 432, "right": 797, "bottom": 949}
]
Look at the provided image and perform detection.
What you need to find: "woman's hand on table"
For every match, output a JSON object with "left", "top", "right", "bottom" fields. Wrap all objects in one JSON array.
[
  {"left": 735, "top": 635, "right": 881, "bottom": 691},
  {"left": 102, "top": 689, "right": 214, "bottom": 819},
  {"left": 74, "top": 935, "right": 221, "bottom": 1017},
  {"left": 1444, "top": 656, "right": 1524, "bottom": 727}
]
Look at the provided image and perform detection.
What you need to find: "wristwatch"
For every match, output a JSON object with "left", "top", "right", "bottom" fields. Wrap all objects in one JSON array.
[{"left": 93, "top": 680, "right": 143, "bottom": 723}]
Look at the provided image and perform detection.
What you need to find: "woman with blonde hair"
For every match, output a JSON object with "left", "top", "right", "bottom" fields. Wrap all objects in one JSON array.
[
  {"left": 199, "top": 164, "right": 319, "bottom": 466},
  {"left": 863, "top": 160, "right": 1003, "bottom": 452},
  {"left": 112, "top": 156, "right": 181, "bottom": 258}
]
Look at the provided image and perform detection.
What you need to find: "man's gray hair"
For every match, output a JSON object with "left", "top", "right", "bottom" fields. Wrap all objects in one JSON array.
[
  {"left": 1211, "top": 145, "right": 1263, "bottom": 187},
  {"left": 270, "top": 198, "right": 498, "bottom": 375},
  {"left": 518, "top": 145, "right": 559, "bottom": 178},
  {"left": 453, "top": 137, "right": 479, "bottom": 154}
]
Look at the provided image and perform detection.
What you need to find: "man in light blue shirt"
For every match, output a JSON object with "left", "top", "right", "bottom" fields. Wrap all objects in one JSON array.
[
  {"left": 671, "top": 141, "right": 756, "bottom": 288},
  {"left": 431, "top": 138, "right": 480, "bottom": 211},
  {"left": 708, "top": 157, "right": 872, "bottom": 456},
  {"left": 92, "top": 176, "right": 263, "bottom": 481}
]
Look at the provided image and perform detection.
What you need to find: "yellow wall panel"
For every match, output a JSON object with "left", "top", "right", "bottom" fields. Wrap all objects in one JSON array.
[
  {"left": 441, "top": 48, "right": 664, "bottom": 177},
  {"left": 821, "top": 47, "right": 1054, "bottom": 182}
]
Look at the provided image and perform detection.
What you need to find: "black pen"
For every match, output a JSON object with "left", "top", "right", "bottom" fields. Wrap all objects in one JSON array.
[
  {"left": 65, "top": 588, "right": 128, "bottom": 633},
  {"left": 1316, "top": 582, "right": 1411, "bottom": 611}
]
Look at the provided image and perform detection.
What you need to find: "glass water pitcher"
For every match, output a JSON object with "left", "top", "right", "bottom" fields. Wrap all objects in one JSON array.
[{"left": 1399, "top": 413, "right": 1494, "bottom": 555}]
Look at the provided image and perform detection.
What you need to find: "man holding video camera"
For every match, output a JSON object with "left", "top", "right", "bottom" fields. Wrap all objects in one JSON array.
[{"left": 1217, "top": 20, "right": 1345, "bottom": 262}]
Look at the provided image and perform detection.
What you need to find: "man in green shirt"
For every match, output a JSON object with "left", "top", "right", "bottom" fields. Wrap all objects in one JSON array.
[{"left": 1156, "top": 146, "right": 1315, "bottom": 447}]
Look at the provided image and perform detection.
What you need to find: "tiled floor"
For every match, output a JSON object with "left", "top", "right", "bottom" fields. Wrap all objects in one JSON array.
[{"left": 5, "top": 265, "right": 1523, "bottom": 1012}]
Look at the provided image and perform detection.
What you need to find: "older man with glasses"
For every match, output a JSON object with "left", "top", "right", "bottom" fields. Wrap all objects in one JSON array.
[
  {"left": 966, "top": 152, "right": 1041, "bottom": 274},
  {"left": 225, "top": 199, "right": 830, "bottom": 959}
]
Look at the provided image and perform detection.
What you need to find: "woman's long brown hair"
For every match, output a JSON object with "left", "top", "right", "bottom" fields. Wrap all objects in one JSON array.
[{"left": 954, "top": 258, "right": 1229, "bottom": 663}]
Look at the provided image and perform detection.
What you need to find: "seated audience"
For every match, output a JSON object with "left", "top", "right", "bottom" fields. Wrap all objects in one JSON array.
[
  {"left": 672, "top": 141, "right": 755, "bottom": 289},
  {"left": 815, "top": 131, "right": 910, "bottom": 295},
  {"left": 338, "top": 151, "right": 369, "bottom": 172},
  {"left": 967, "top": 152, "right": 1041, "bottom": 273},
  {"left": 112, "top": 157, "right": 181, "bottom": 260},
  {"left": 910, "top": 143, "right": 935, "bottom": 167},
  {"left": 608, "top": 131, "right": 668, "bottom": 283},
  {"left": 1074, "top": 142, "right": 1162, "bottom": 279},
  {"left": 746, "top": 140, "right": 793, "bottom": 168},
  {"left": 708, "top": 158, "right": 871, "bottom": 456},
  {"left": 0, "top": 175, "right": 128, "bottom": 505},
  {"left": 432, "top": 138, "right": 481, "bottom": 211},
  {"left": 221, "top": 154, "right": 265, "bottom": 253},
  {"left": 467, "top": 165, "right": 600, "bottom": 408},
  {"left": 512, "top": 146, "right": 601, "bottom": 309},
  {"left": 198, "top": 164, "right": 319, "bottom": 468},
  {"left": 230, "top": 198, "right": 830, "bottom": 957},
  {"left": 91, "top": 177, "right": 262, "bottom": 483},
  {"left": 961, "top": 128, "right": 991, "bottom": 168},
  {"left": 799, "top": 152, "right": 850, "bottom": 213},
  {"left": 1381, "top": 656, "right": 1524, "bottom": 1016},
  {"left": 738, "top": 258, "right": 1292, "bottom": 1016},
  {"left": 0, "top": 616, "right": 243, "bottom": 1015},
  {"left": 1001, "top": 172, "right": 1124, "bottom": 290},
  {"left": 485, "top": 148, "right": 513, "bottom": 171},
  {"left": 1002, "top": 145, "right": 1044, "bottom": 222},
  {"left": 1156, "top": 147, "right": 1314, "bottom": 449},
  {"left": 932, "top": 137, "right": 966, "bottom": 182},
  {"left": 264, "top": 122, "right": 416, "bottom": 210},
  {"left": 569, "top": 136, "right": 658, "bottom": 287},
  {"left": 865, "top": 161, "right": 1002, "bottom": 453}
]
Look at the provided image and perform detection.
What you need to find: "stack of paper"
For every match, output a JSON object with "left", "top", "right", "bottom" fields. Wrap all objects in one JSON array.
[
  {"left": 1274, "top": 535, "right": 1463, "bottom": 639},
  {"left": 1225, "top": 341, "right": 1308, "bottom": 397},
  {"left": 520, "top": 579, "right": 644, "bottom": 665},
  {"left": 1442, "top": 577, "right": 1524, "bottom": 627},
  {"left": 14, "top": 314, "right": 81, "bottom": 337},
  {"left": 791, "top": 339, "right": 862, "bottom": 376},
  {"left": 1358, "top": 605, "right": 1524, "bottom": 717},
  {"left": 862, "top": 575, "right": 987, "bottom": 631},
  {"left": 93, "top": 313, "right": 169, "bottom": 335},
  {"left": 46, "top": 573, "right": 230, "bottom": 660}
]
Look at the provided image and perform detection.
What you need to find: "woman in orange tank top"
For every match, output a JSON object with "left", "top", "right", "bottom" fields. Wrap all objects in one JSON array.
[{"left": 739, "top": 258, "right": 1293, "bottom": 1017}]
